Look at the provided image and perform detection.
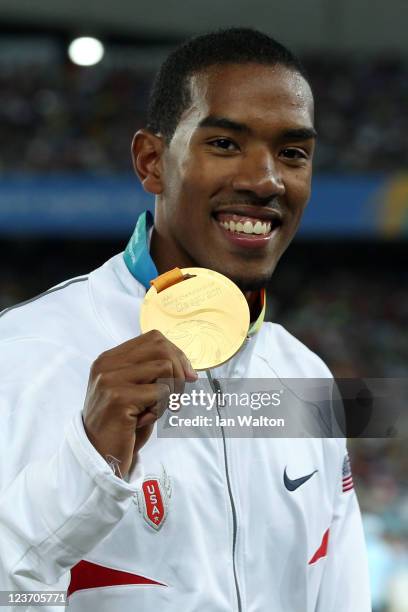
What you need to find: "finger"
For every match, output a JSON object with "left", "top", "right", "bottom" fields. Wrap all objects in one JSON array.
[
  {"left": 95, "top": 382, "right": 171, "bottom": 421},
  {"left": 92, "top": 360, "right": 177, "bottom": 393},
  {"left": 172, "top": 347, "right": 198, "bottom": 382},
  {"left": 95, "top": 331, "right": 197, "bottom": 380},
  {"left": 102, "top": 344, "right": 195, "bottom": 395},
  {"left": 166, "top": 349, "right": 187, "bottom": 397},
  {"left": 134, "top": 387, "right": 170, "bottom": 428},
  {"left": 97, "top": 330, "right": 171, "bottom": 363},
  {"left": 136, "top": 409, "right": 161, "bottom": 429},
  {"left": 128, "top": 382, "right": 172, "bottom": 417}
]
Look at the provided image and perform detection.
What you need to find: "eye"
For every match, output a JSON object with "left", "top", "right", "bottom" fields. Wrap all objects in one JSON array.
[
  {"left": 280, "top": 148, "right": 308, "bottom": 160},
  {"left": 208, "top": 138, "right": 240, "bottom": 152}
]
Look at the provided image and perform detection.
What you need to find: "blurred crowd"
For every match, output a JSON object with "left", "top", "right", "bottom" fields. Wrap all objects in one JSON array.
[
  {"left": 0, "top": 63, "right": 151, "bottom": 173},
  {"left": 1, "top": 53, "right": 408, "bottom": 174},
  {"left": 277, "top": 271, "right": 408, "bottom": 378},
  {"left": 352, "top": 441, "right": 408, "bottom": 612},
  {"left": 308, "top": 54, "right": 408, "bottom": 172}
]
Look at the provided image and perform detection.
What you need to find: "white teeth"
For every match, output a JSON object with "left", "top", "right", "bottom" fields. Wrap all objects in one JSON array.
[{"left": 220, "top": 218, "right": 273, "bottom": 235}]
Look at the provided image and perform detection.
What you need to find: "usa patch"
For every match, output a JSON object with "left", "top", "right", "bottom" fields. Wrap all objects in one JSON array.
[
  {"left": 136, "top": 465, "right": 172, "bottom": 531},
  {"left": 342, "top": 451, "right": 354, "bottom": 493}
]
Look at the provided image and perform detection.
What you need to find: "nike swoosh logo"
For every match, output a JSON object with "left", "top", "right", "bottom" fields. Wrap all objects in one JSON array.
[{"left": 284, "top": 467, "right": 318, "bottom": 491}]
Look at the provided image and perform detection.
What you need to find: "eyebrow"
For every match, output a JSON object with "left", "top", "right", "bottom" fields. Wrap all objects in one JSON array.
[
  {"left": 198, "top": 116, "right": 251, "bottom": 133},
  {"left": 281, "top": 127, "right": 318, "bottom": 141},
  {"left": 197, "top": 115, "right": 317, "bottom": 140}
]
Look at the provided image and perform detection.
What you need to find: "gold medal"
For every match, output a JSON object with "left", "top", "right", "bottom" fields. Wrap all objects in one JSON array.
[{"left": 140, "top": 267, "right": 250, "bottom": 370}]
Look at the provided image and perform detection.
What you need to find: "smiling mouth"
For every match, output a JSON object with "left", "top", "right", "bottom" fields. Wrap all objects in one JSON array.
[{"left": 213, "top": 212, "right": 281, "bottom": 236}]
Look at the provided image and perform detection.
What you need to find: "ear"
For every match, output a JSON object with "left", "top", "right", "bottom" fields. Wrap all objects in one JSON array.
[{"left": 131, "top": 129, "right": 165, "bottom": 195}]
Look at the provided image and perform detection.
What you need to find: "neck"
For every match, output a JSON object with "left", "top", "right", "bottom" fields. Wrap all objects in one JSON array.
[
  {"left": 150, "top": 226, "right": 195, "bottom": 276},
  {"left": 245, "top": 290, "right": 263, "bottom": 322},
  {"left": 150, "top": 224, "right": 263, "bottom": 319}
]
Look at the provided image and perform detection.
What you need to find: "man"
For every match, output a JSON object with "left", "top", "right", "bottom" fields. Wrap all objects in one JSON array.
[{"left": 0, "top": 28, "right": 370, "bottom": 611}]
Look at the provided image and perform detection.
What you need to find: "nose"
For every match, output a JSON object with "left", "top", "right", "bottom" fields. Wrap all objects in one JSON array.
[{"left": 231, "top": 148, "right": 285, "bottom": 199}]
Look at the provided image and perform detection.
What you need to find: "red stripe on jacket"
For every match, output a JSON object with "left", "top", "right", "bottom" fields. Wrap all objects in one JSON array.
[
  {"left": 68, "top": 560, "right": 166, "bottom": 597},
  {"left": 308, "top": 528, "right": 330, "bottom": 565}
]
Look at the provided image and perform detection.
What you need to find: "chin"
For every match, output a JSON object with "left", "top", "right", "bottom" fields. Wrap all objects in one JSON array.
[{"left": 196, "top": 255, "right": 276, "bottom": 292}]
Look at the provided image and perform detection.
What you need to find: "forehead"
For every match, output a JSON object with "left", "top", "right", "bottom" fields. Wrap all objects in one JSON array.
[{"left": 185, "top": 63, "right": 314, "bottom": 130}]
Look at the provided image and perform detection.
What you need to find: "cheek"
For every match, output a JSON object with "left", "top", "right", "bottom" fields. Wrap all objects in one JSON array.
[
  {"left": 286, "top": 172, "right": 312, "bottom": 215},
  {"left": 175, "top": 165, "right": 220, "bottom": 211}
]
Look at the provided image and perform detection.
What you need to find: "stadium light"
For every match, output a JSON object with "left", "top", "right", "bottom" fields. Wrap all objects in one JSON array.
[{"left": 68, "top": 37, "right": 104, "bottom": 66}]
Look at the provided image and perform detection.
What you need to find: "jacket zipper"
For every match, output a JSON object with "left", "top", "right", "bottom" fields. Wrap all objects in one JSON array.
[{"left": 206, "top": 369, "right": 243, "bottom": 612}]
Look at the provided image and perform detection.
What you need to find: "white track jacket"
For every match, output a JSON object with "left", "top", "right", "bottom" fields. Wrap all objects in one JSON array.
[{"left": 0, "top": 253, "right": 371, "bottom": 611}]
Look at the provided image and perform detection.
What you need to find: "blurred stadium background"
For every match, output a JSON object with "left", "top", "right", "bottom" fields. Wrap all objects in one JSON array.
[{"left": 0, "top": 1, "right": 407, "bottom": 609}]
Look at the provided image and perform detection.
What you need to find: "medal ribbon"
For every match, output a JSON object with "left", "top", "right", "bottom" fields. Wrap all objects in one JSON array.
[
  {"left": 123, "top": 210, "right": 157, "bottom": 290},
  {"left": 248, "top": 289, "right": 266, "bottom": 337}
]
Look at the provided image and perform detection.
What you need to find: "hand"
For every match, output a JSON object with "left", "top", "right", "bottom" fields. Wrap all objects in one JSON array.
[{"left": 82, "top": 330, "right": 197, "bottom": 477}]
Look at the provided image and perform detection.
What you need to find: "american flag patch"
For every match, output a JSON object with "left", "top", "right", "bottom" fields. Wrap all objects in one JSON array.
[{"left": 342, "top": 451, "right": 354, "bottom": 493}]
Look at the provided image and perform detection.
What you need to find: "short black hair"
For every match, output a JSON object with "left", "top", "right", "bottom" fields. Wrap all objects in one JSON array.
[{"left": 146, "top": 27, "right": 309, "bottom": 144}]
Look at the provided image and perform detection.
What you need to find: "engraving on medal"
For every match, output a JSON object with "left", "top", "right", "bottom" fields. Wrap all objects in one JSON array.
[
  {"left": 165, "top": 320, "right": 231, "bottom": 365},
  {"left": 140, "top": 267, "right": 250, "bottom": 370},
  {"left": 161, "top": 281, "right": 221, "bottom": 314}
]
